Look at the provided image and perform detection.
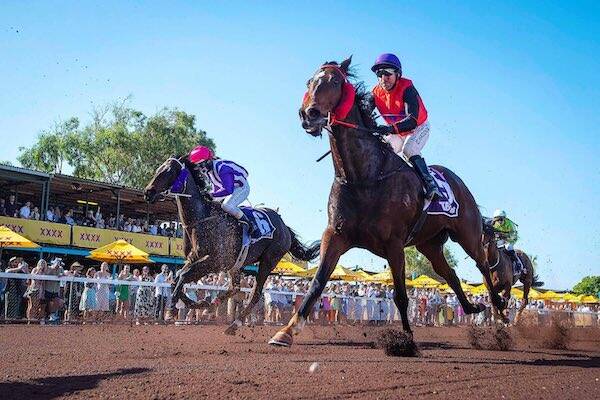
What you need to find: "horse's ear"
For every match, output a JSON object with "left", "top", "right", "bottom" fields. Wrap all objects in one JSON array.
[{"left": 340, "top": 55, "right": 352, "bottom": 72}]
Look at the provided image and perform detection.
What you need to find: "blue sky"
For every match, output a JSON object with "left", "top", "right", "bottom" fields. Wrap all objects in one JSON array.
[{"left": 1, "top": 1, "right": 598, "bottom": 289}]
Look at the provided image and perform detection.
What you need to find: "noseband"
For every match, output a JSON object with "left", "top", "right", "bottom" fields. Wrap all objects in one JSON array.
[{"left": 161, "top": 158, "right": 192, "bottom": 198}]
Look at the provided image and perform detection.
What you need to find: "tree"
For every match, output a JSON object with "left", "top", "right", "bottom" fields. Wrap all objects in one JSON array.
[
  {"left": 572, "top": 276, "right": 600, "bottom": 296},
  {"left": 404, "top": 246, "right": 458, "bottom": 281},
  {"left": 18, "top": 118, "right": 79, "bottom": 174},
  {"left": 18, "top": 100, "right": 215, "bottom": 188}
]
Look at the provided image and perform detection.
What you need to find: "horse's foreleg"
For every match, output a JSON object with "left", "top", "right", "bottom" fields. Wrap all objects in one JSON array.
[
  {"left": 269, "top": 229, "right": 349, "bottom": 347},
  {"left": 388, "top": 243, "right": 413, "bottom": 338}
]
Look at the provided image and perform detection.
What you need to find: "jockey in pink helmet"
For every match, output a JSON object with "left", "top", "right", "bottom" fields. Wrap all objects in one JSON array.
[{"left": 189, "top": 145, "right": 254, "bottom": 232}]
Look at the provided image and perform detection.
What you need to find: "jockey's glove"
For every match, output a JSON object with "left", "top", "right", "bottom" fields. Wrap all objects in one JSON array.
[{"left": 374, "top": 125, "right": 394, "bottom": 136}]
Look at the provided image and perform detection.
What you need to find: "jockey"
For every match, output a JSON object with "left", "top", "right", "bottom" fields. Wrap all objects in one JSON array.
[
  {"left": 370, "top": 53, "right": 442, "bottom": 200},
  {"left": 491, "top": 209, "right": 525, "bottom": 275},
  {"left": 188, "top": 145, "right": 254, "bottom": 233}
]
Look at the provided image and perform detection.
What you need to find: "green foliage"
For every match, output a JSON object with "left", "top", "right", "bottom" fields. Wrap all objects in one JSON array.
[
  {"left": 18, "top": 100, "right": 215, "bottom": 188},
  {"left": 18, "top": 118, "right": 79, "bottom": 174},
  {"left": 404, "top": 246, "right": 457, "bottom": 281},
  {"left": 572, "top": 276, "right": 600, "bottom": 296}
]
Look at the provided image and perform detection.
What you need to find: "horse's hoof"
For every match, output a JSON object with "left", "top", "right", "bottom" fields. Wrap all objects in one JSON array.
[
  {"left": 224, "top": 325, "right": 237, "bottom": 336},
  {"left": 268, "top": 331, "right": 293, "bottom": 347}
]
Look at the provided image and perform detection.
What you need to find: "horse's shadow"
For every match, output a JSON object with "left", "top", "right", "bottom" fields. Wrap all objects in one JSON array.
[{"left": 0, "top": 367, "right": 151, "bottom": 400}]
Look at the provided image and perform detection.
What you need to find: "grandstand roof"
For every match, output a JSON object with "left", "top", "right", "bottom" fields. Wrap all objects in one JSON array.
[{"left": 0, "top": 165, "right": 178, "bottom": 221}]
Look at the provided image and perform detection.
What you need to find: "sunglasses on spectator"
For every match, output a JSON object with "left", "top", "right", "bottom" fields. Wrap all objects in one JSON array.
[{"left": 375, "top": 68, "right": 397, "bottom": 78}]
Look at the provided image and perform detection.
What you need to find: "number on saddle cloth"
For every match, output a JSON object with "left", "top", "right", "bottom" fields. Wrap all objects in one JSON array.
[
  {"left": 240, "top": 207, "right": 276, "bottom": 243},
  {"left": 425, "top": 167, "right": 459, "bottom": 218}
]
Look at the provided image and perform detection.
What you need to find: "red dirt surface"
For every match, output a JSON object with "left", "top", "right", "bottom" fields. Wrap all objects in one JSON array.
[{"left": 1, "top": 324, "right": 598, "bottom": 399}]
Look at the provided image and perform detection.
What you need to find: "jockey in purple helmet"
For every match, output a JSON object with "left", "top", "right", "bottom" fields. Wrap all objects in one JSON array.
[
  {"left": 189, "top": 145, "right": 254, "bottom": 233},
  {"left": 370, "top": 53, "right": 442, "bottom": 200}
]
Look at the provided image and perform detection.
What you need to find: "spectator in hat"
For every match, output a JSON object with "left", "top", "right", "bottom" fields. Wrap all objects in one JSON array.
[
  {"left": 45, "top": 258, "right": 65, "bottom": 323},
  {"left": 64, "top": 261, "right": 84, "bottom": 322}
]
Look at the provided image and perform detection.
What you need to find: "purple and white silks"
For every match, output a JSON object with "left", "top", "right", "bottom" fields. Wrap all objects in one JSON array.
[{"left": 209, "top": 159, "right": 249, "bottom": 198}]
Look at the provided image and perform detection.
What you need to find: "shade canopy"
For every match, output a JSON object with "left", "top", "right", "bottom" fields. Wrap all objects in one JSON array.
[
  {"left": 272, "top": 260, "right": 307, "bottom": 276},
  {"left": 0, "top": 225, "right": 40, "bottom": 249},
  {"left": 301, "top": 265, "right": 361, "bottom": 281},
  {"left": 88, "top": 239, "right": 153, "bottom": 264},
  {"left": 410, "top": 274, "right": 441, "bottom": 288}
]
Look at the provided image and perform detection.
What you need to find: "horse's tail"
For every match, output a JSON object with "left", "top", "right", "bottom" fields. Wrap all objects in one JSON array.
[{"left": 288, "top": 228, "right": 320, "bottom": 262}]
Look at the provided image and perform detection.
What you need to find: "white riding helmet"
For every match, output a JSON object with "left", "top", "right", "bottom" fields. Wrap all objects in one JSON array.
[{"left": 493, "top": 209, "right": 507, "bottom": 218}]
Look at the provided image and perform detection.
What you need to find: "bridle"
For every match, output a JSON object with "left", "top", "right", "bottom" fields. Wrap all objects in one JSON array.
[
  {"left": 308, "top": 65, "right": 400, "bottom": 187},
  {"left": 482, "top": 227, "right": 501, "bottom": 271},
  {"left": 158, "top": 157, "right": 192, "bottom": 198}
]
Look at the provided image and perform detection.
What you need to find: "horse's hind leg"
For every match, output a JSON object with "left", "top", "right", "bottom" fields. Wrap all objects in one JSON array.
[
  {"left": 416, "top": 240, "right": 484, "bottom": 314},
  {"left": 225, "top": 258, "right": 273, "bottom": 335},
  {"left": 208, "top": 270, "right": 241, "bottom": 319}
]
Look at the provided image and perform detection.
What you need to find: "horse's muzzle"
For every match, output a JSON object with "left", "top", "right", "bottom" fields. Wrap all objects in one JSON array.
[
  {"left": 300, "top": 109, "right": 325, "bottom": 136},
  {"left": 144, "top": 188, "right": 158, "bottom": 203}
]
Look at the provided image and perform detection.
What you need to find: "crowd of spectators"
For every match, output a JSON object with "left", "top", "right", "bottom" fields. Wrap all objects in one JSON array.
[
  {"left": 2, "top": 259, "right": 598, "bottom": 328},
  {"left": 0, "top": 194, "right": 182, "bottom": 238}
]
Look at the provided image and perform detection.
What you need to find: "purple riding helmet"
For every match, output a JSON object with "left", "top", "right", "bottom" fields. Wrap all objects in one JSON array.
[{"left": 371, "top": 53, "right": 402, "bottom": 76}]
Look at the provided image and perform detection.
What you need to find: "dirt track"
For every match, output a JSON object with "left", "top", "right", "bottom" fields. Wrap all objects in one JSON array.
[{"left": 0, "top": 323, "right": 598, "bottom": 399}]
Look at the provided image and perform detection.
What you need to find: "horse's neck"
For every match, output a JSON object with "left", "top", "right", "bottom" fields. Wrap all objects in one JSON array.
[
  {"left": 329, "top": 105, "right": 394, "bottom": 183},
  {"left": 175, "top": 179, "right": 210, "bottom": 228}
]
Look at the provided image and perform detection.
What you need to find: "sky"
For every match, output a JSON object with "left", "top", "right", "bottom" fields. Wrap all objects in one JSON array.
[{"left": 1, "top": 1, "right": 599, "bottom": 290}]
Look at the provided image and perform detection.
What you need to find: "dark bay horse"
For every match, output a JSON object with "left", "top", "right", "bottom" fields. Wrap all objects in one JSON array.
[
  {"left": 269, "top": 57, "right": 505, "bottom": 347},
  {"left": 482, "top": 222, "right": 536, "bottom": 323},
  {"left": 144, "top": 156, "right": 319, "bottom": 334}
]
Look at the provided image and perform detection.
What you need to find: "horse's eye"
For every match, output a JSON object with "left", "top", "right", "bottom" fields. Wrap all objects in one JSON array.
[{"left": 333, "top": 78, "right": 340, "bottom": 85}]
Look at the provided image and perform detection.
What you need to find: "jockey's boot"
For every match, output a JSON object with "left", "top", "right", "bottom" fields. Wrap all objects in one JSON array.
[
  {"left": 239, "top": 214, "right": 256, "bottom": 235},
  {"left": 508, "top": 249, "right": 523, "bottom": 276},
  {"left": 410, "top": 155, "right": 443, "bottom": 200}
]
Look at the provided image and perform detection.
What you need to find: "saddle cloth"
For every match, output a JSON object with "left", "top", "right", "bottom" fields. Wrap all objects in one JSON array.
[
  {"left": 425, "top": 167, "right": 459, "bottom": 218},
  {"left": 240, "top": 207, "right": 276, "bottom": 243}
]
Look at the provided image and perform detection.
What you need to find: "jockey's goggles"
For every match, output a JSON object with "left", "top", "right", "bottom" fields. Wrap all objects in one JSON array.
[{"left": 375, "top": 68, "right": 397, "bottom": 78}]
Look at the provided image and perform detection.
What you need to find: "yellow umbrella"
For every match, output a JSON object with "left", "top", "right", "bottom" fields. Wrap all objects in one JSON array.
[
  {"left": 301, "top": 265, "right": 361, "bottom": 281},
  {"left": 528, "top": 288, "right": 541, "bottom": 299},
  {"left": 368, "top": 269, "right": 393, "bottom": 283},
  {"left": 410, "top": 274, "right": 441, "bottom": 288},
  {"left": 0, "top": 225, "right": 40, "bottom": 249},
  {"left": 353, "top": 269, "right": 373, "bottom": 282},
  {"left": 470, "top": 284, "right": 488, "bottom": 295},
  {"left": 0, "top": 225, "right": 40, "bottom": 260},
  {"left": 88, "top": 239, "right": 153, "bottom": 264},
  {"left": 562, "top": 293, "right": 579, "bottom": 303},
  {"left": 582, "top": 295, "right": 599, "bottom": 304},
  {"left": 272, "top": 260, "right": 306, "bottom": 276},
  {"left": 539, "top": 290, "right": 561, "bottom": 301},
  {"left": 438, "top": 281, "right": 475, "bottom": 294},
  {"left": 511, "top": 287, "right": 524, "bottom": 299}
]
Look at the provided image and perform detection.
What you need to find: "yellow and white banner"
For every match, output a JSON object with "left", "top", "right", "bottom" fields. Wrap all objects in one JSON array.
[
  {"left": 72, "top": 226, "right": 170, "bottom": 256},
  {"left": 0, "top": 216, "right": 70, "bottom": 246}
]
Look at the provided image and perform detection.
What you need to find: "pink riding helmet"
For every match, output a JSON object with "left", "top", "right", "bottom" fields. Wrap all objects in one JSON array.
[{"left": 189, "top": 146, "right": 214, "bottom": 163}]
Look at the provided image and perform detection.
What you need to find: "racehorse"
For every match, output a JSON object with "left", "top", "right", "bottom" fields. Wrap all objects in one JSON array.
[
  {"left": 482, "top": 222, "right": 536, "bottom": 323},
  {"left": 144, "top": 156, "right": 320, "bottom": 335},
  {"left": 269, "top": 57, "right": 506, "bottom": 347}
]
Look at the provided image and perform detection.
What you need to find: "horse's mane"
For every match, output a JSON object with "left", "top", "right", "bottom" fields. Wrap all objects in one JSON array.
[
  {"left": 322, "top": 61, "right": 378, "bottom": 130},
  {"left": 180, "top": 156, "right": 213, "bottom": 202}
]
